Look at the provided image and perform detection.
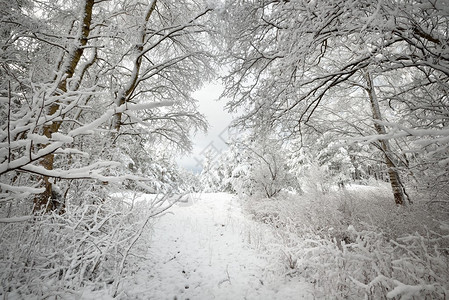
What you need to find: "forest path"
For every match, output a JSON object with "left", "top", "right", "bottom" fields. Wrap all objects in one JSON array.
[{"left": 126, "top": 193, "right": 310, "bottom": 299}]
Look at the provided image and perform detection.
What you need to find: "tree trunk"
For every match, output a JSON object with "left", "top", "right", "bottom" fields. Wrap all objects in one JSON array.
[
  {"left": 34, "top": 0, "right": 95, "bottom": 213},
  {"left": 363, "top": 71, "right": 406, "bottom": 206}
]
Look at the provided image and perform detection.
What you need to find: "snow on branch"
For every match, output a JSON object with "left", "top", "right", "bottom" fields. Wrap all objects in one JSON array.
[
  {"left": 19, "top": 162, "right": 154, "bottom": 183},
  {"left": 0, "top": 216, "right": 34, "bottom": 223},
  {"left": 69, "top": 100, "right": 174, "bottom": 137},
  {"left": 354, "top": 120, "right": 449, "bottom": 145},
  {"left": 0, "top": 182, "right": 45, "bottom": 194}
]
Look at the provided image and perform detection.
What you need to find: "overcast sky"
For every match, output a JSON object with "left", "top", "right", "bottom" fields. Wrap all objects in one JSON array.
[{"left": 176, "top": 82, "right": 234, "bottom": 173}]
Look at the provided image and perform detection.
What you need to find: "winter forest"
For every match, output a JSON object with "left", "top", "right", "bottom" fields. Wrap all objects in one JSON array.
[{"left": 1, "top": 0, "right": 448, "bottom": 299}]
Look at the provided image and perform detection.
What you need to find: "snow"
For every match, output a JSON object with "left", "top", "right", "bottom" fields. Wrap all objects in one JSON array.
[
  {"left": 102, "top": 193, "right": 312, "bottom": 299},
  {"left": 27, "top": 133, "right": 49, "bottom": 144},
  {"left": 0, "top": 182, "right": 44, "bottom": 194},
  {"left": 51, "top": 132, "right": 74, "bottom": 143},
  {"left": 127, "top": 101, "right": 174, "bottom": 111},
  {"left": 0, "top": 216, "right": 33, "bottom": 223},
  {"left": 68, "top": 100, "right": 174, "bottom": 137},
  {"left": 387, "top": 281, "right": 437, "bottom": 299}
]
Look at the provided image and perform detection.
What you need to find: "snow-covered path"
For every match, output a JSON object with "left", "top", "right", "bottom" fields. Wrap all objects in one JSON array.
[{"left": 126, "top": 193, "right": 310, "bottom": 299}]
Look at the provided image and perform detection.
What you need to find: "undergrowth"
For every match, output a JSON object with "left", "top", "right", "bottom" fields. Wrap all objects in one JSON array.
[
  {"left": 0, "top": 193, "right": 170, "bottom": 299},
  {"left": 243, "top": 184, "right": 449, "bottom": 299}
]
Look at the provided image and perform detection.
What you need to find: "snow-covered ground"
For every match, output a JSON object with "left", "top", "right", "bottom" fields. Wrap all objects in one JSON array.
[
  {"left": 3, "top": 189, "right": 447, "bottom": 299},
  {"left": 117, "top": 193, "right": 311, "bottom": 299}
]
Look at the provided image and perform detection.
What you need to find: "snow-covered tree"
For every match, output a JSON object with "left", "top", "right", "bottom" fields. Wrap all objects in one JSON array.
[
  {"left": 229, "top": 132, "right": 297, "bottom": 198},
  {"left": 0, "top": 0, "right": 213, "bottom": 213},
  {"left": 200, "top": 148, "right": 235, "bottom": 193},
  {"left": 217, "top": 0, "right": 449, "bottom": 205},
  {"left": 0, "top": 0, "right": 215, "bottom": 296}
]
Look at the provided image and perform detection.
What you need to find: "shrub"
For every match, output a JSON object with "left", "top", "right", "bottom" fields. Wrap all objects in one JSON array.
[
  {"left": 0, "top": 193, "right": 169, "bottom": 298},
  {"left": 243, "top": 185, "right": 449, "bottom": 299}
]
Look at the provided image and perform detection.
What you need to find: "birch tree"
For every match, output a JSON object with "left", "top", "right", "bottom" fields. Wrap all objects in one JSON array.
[{"left": 363, "top": 72, "right": 406, "bottom": 204}]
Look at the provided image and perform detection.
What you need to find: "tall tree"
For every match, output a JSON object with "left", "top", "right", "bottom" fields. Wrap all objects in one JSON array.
[
  {"left": 33, "top": 0, "right": 95, "bottom": 211},
  {"left": 0, "top": 0, "right": 213, "bottom": 213},
  {"left": 218, "top": 0, "right": 449, "bottom": 204},
  {"left": 363, "top": 71, "right": 406, "bottom": 205}
]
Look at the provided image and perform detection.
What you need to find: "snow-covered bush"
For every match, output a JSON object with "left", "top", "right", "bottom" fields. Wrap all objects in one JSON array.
[
  {"left": 200, "top": 149, "right": 236, "bottom": 193},
  {"left": 0, "top": 193, "right": 170, "bottom": 298},
  {"left": 228, "top": 135, "right": 297, "bottom": 198},
  {"left": 243, "top": 185, "right": 449, "bottom": 299},
  {"left": 177, "top": 168, "right": 202, "bottom": 193}
]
